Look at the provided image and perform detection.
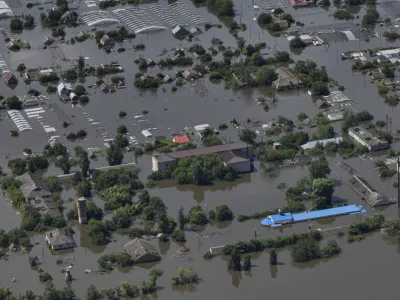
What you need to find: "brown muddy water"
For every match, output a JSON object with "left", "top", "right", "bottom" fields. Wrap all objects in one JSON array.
[{"left": 0, "top": 0, "right": 400, "bottom": 298}]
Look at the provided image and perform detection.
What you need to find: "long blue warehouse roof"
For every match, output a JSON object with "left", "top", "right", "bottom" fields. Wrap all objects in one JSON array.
[{"left": 261, "top": 205, "right": 366, "bottom": 227}]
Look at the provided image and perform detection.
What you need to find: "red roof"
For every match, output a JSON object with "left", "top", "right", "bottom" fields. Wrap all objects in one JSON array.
[
  {"left": 173, "top": 136, "right": 190, "bottom": 144},
  {"left": 291, "top": 0, "right": 308, "bottom": 6},
  {"left": 4, "top": 72, "right": 16, "bottom": 83}
]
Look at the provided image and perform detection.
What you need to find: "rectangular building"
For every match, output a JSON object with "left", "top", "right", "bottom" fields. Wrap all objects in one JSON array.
[
  {"left": 152, "top": 142, "right": 253, "bottom": 173},
  {"left": 348, "top": 126, "right": 389, "bottom": 151}
]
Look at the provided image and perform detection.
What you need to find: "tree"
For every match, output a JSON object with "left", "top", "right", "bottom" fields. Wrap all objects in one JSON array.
[
  {"left": 308, "top": 159, "right": 331, "bottom": 179},
  {"left": 362, "top": 10, "right": 379, "bottom": 26},
  {"left": 117, "top": 125, "right": 128, "bottom": 134},
  {"left": 114, "top": 133, "right": 129, "bottom": 149},
  {"left": 239, "top": 128, "right": 257, "bottom": 145},
  {"left": 214, "top": 205, "right": 233, "bottom": 221},
  {"left": 274, "top": 51, "right": 290, "bottom": 62},
  {"left": 311, "top": 82, "right": 329, "bottom": 95},
  {"left": 44, "top": 176, "right": 62, "bottom": 192},
  {"left": 190, "top": 210, "right": 208, "bottom": 226},
  {"left": 256, "top": 66, "right": 278, "bottom": 85},
  {"left": 312, "top": 178, "right": 335, "bottom": 206},
  {"left": 10, "top": 18, "right": 23, "bottom": 30},
  {"left": 269, "top": 249, "right": 277, "bottom": 265},
  {"left": 17, "top": 63, "right": 26, "bottom": 71},
  {"left": 6, "top": 96, "right": 22, "bottom": 110},
  {"left": 289, "top": 37, "right": 306, "bottom": 48},
  {"left": 74, "top": 85, "right": 86, "bottom": 96},
  {"left": 243, "top": 254, "right": 251, "bottom": 270},
  {"left": 77, "top": 151, "right": 90, "bottom": 177},
  {"left": 0, "top": 287, "right": 14, "bottom": 300},
  {"left": 257, "top": 13, "right": 273, "bottom": 27},
  {"left": 56, "top": 156, "right": 71, "bottom": 174},
  {"left": 250, "top": 52, "right": 265, "bottom": 66},
  {"left": 227, "top": 248, "right": 241, "bottom": 271},
  {"left": 178, "top": 207, "right": 185, "bottom": 231},
  {"left": 106, "top": 142, "right": 124, "bottom": 166},
  {"left": 8, "top": 158, "right": 26, "bottom": 175},
  {"left": 87, "top": 219, "right": 109, "bottom": 245},
  {"left": 27, "top": 156, "right": 49, "bottom": 173},
  {"left": 86, "top": 284, "right": 101, "bottom": 300},
  {"left": 63, "top": 69, "right": 78, "bottom": 81},
  {"left": 77, "top": 56, "right": 85, "bottom": 72},
  {"left": 121, "top": 282, "right": 139, "bottom": 298},
  {"left": 76, "top": 180, "right": 91, "bottom": 198},
  {"left": 24, "top": 15, "right": 35, "bottom": 28},
  {"left": 237, "top": 37, "right": 245, "bottom": 51},
  {"left": 207, "top": 0, "right": 234, "bottom": 16},
  {"left": 291, "top": 238, "right": 321, "bottom": 262},
  {"left": 355, "top": 110, "right": 374, "bottom": 122},
  {"left": 316, "top": 124, "right": 334, "bottom": 139}
]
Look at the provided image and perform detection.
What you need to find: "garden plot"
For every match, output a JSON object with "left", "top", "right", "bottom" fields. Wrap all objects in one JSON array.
[
  {"left": 81, "top": 11, "right": 119, "bottom": 26},
  {"left": 169, "top": 2, "right": 208, "bottom": 25},
  {"left": 113, "top": 7, "right": 167, "bottom": 33},
  {"left": 148, "top": 4, "right": 188, "bottom": 27}
]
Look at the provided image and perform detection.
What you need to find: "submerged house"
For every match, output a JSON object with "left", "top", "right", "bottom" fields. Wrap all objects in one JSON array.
[
  {"left": 152, "top": 142, "right": 253, "bottom": 173},
  {"left": 15, "top": 172, "right": 61, "bottom": 218},
  {"left": 123, "top": 238, "right": 161, "bottom": 263},
  {"left": 100, "top": 34, "right": 114, "bottom": 46},
  {"left": 347, "top": 175, "right": 395, "bottom": 207},
  {"left": 4, "top": 72, "right": 17, "bottom": 85},
  {"left": 273, "top": 68, "right": 302, "bottom": 90},
  {"left": 45, "top": 229, "right": 75, "bottom": 250}
]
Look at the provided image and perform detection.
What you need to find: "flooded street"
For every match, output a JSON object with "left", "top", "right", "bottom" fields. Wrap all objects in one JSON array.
[{"left": 0, "top": 0, "right": 400, "bottom": 298}]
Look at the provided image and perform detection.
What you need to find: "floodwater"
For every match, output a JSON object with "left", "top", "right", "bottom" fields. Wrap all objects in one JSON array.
[{"left": 1, "top": 0, "right": 400, "bottom": 298}]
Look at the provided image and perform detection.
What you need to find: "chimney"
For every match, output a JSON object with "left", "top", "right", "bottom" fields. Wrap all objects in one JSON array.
[{"left": 76, "top": 197, "right": 88, "bottom": 224}]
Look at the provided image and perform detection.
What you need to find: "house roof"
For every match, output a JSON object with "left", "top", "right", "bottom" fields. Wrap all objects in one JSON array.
[
  {"left": 154, "top": 142, "right": 252, "bottom": 163},
  {"left": 173, "top": 136, "right": 190, "bottom": 144},
  {"left": 32, "top": 197, "right": 61, "bottom": 217},
  {"left": 4, "top": 72, "right": 16, "bottom": 83},
  {"left": 219, "top": 150, "right": 250, "bottom": 164},
  {"left": 46, "top": 229, "right": 75, "bottom": 247},
  {"left": 15, "top": 172, "right": 51, "bottom": 199},
  {"left": 183, "top": 69, "right": 199, "bottom": 79},
  {"left": 123, "top": 238, "right": 161, "bottom": 262}
]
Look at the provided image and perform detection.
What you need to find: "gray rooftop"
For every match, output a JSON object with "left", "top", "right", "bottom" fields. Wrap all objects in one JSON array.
[
  {"left": 15, "top": 172, "right": 51, "bottom": 199},
  {"left": 46, "top": 229, "right": 75, "bottom": 247},
  {"left": 348, "top": 126, "right": 388, "bottom": 147},
  {"left": 123, "top": 238, "right": 161, "bottom": 262},
  {"left": 347, "top": 175, "right": 394, "bottom": 207},
  {"left": 154, "top": 142, "right": 252, "bottom": 163}
]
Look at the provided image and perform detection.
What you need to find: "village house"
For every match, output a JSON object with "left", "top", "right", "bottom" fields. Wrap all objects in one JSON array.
[
  {"left": 4, "top": 72, "right": 17, "bottom": 85},
  {"left": 60, "top": 11, "right": 76, "bottom": 23},
  {"left": 100, "top": 34, "right": 114, "bottom": 46},
  {"left": 57, "top": 82, "right": 72, "bottom": 97},
  {"left": 123, "top": 238, "right": 161, "bottom": 263},
  {"left": 172, "top": 25, "right": 188, "bottom": 37},
  {"left": 273, "top": 68, "right": 302, "bottom": 90},
  {"left": 183, "top": 69, "right": 199, "bottom": 80},
  {"left": 348, "top": 126, "right": 389, "bottom": 151},
  {"left": 16, "top": 172, "right": 61, "bottom": 218},
  {"left": 43, "top": 37, "right": 54, "bottom": 46},
  {"left": 152, "top": 142, "right": 253, "bottom": 173},
  {"left": 45, "top": 229, "right": 75, "bottom": 250}
]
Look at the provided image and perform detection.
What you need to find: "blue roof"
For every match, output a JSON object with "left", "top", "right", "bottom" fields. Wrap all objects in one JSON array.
[
  {"left": 270, "top": 212, "right": 293, "bottom": 223},
  {"left": 261, "top": 205, "right": 366, "bottom": 227}
]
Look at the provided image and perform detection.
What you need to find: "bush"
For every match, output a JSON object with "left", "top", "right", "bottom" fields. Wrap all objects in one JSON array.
[
  {"left": 171, "top": 230, "right": 186, "bottom": 242},
  {"left": 171, "top": 266, "right": 198, "bottom": 285},
  {"left": 291, "top": 238, "right": 321, "bottom": 262},
  {"left": 321, "top": 240, "right": 341, "bottom": 258},
  {"left": 289, "top": 37, "right": 306, "bottom": 48}
]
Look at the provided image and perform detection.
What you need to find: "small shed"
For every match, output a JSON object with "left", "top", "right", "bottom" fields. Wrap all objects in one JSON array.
[
  {"left": 183, "top": 69, "right": 199, "bottom": 80},
  {"left": 172, "top": 25, "right": 188, "bottom": 37}
]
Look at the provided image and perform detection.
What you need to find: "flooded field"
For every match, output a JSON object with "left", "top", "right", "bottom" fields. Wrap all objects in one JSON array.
[{"left": 1, "top": 0, "right": 400, "bottom": 298}]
